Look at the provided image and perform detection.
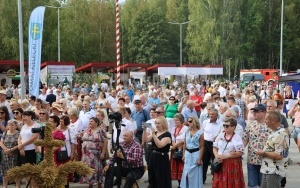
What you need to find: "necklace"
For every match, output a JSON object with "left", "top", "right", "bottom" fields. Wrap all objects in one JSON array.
[{"left": 224, "top": 132, "right": 235, "bottom": 142}]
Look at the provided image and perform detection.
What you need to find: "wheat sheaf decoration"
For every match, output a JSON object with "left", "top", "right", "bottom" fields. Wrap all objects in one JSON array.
[{"left": 6, "top": 122, "right": 93, "bottom": 188}]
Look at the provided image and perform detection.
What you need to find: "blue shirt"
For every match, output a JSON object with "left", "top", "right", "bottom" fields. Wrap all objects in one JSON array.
[
  {"left": 131, "top": 109, "right": 150, "bottom": 132},
  {"left": 148, "top": 97, "right": 160, "bottom": 107},
  {"left": 182, "top": 108, "right": 198, "bottom": 122}
]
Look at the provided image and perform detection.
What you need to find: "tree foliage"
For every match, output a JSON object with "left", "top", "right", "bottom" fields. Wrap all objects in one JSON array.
[{"left": 0, "top": 0, "right": 299, "bottom": 72}]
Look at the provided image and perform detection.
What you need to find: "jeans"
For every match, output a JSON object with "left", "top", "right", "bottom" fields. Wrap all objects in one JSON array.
[{"left": 247, "top": 163, "right": 262, "bottom": 187}]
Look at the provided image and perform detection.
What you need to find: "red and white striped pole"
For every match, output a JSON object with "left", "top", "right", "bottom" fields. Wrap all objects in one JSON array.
[{"left": 116, "top": 0, "right": 121, "bottom": 92}]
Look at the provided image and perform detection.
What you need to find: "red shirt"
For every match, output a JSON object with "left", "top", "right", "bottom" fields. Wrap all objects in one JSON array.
[{"left": 190, "top": 95, "right": 203, "bottom": 112}]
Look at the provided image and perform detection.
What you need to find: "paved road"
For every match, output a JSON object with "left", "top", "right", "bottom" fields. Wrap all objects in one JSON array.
[{"left": 8, "top": 120, "right": 300, "bottom": 188}]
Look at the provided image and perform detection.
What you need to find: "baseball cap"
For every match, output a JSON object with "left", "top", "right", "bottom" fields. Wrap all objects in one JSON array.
[{"left": 251, "top": 104, "right": 266, "bottom": 111}]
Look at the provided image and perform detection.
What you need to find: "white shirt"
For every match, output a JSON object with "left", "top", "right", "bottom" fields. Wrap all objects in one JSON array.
[
  {"left": 79, "top": 109, "right": 96, "bottom": 130},
  {"left": 60, "top": 128, "right": 77, "bottom": 156},
  {"left": 218, "top": 86, "right": 227, "bottom": 98},
  {"left": 213, "top": 132, "right": 244, "bottom": 155},
  {"left": 201, "top": 119, "right": 222, "bottom": 142},
  {"left": 20, "top": 122, "right": 40, "bottom": 150},
  {"left": 38, "top": 94, "right": 47, "bottom": 101},
  {"left": 69, "top": 118, "right": 84, "bottom": 134},
  {"left": 112, "top": 118, "right": 135, "bottom": 143},
  {"left": 125, "top": 102, "right": 135, "bottom": 112},
  {"left": 217, "top": 123, "right": 244, "bottom": 139},
  {"left": 107, "top": 96, "right": 118, "bottom": 112},
  {"left": 170, "top": 125, "right": 189, "bottom": 143}
]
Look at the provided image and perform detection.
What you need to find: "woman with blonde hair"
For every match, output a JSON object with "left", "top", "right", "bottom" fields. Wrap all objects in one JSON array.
[
  {"left": 96, "top": 109, "right": 109, "bottom": 132},
  {"left": 180, "top": 116, "right": 204, "bottom": 188},
  {"left": 143, "top": 116, "right": 172, "bottom": 188}
]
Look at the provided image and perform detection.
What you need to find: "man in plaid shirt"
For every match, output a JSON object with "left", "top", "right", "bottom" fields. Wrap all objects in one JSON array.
[{"left": 104, "top": 130, "right": 144, "bottom": 188}]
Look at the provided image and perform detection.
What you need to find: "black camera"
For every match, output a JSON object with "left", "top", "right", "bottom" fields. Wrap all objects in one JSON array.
[
  {"left": 32, "top": 126, "right": 45, "bottom": 134},
  {"left": 108, "top": 112, "right": 122, "bottom": 122}
]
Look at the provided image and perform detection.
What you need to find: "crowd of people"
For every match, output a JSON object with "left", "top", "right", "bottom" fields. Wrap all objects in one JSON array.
[{"left": 0, "top": 79, "right": 298, "bottom": 188}]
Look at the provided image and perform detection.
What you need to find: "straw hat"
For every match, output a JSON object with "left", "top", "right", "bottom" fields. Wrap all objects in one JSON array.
[
  {"left": 51, "top": 102, "right": 63, "bottom": 112},
  {"left": 0, "top": 90, "right": 7, "bottom": 95}
]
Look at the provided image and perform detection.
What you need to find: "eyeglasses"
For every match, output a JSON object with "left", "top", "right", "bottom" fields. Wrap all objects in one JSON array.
[
  {"left": 39, "top": 113, "right": 46, "bottom": 115},
  {"left": 0, "top": 112, "right": 4, "bottom": 114},
  {"left": 13, "top": 111, "right": 19, "bottom": 115},
  {"left": 223, "top": 124, "right": 234, "bottom": 128}
]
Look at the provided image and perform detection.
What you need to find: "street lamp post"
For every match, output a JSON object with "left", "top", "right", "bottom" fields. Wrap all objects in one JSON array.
[
  {"left": 46, "top": 5, "right": 63, "bottom": 62},
  {"left": 168, "top": 20, "right": 193, "bottom": 66},
  {"left": 279, "top": 0, "right": 284, "bottom": 93},
  {"left": 229, "top": 58, "right": 232, "bottom": 81},
  {"left": 17, "top": 0, "right": 25, "bottom": 100}
]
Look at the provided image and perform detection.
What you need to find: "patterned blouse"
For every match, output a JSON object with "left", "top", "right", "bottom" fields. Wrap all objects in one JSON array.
[
  {"left": 260, "top": 128, "right": 289, "bottom": 177},
  {"left": 243, "top": 121, "right": 272, "bottom": 165}
]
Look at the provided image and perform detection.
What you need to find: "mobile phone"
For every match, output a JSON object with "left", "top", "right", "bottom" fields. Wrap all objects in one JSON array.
[{"left": 144, "top": 123, "right": 152, "bottom": 128}]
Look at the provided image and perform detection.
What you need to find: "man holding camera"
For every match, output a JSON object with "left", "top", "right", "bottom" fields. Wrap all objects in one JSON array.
[{"left": 104, "top": 130, "right": 144, "bottom": 188}]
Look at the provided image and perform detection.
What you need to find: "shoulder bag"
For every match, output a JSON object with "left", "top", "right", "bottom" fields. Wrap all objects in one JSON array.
[
  {"left": 212, "top": 140, "right": 230, "bottom": 173},
  {"left": 56, "top": 129, "right": 71, "bottom": 162}
]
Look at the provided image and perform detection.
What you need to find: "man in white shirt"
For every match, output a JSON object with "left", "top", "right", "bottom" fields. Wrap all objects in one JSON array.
[
  {"left": 217, "top": 82, "right": 227, "bottom": 102},
  {"left": 112, "top": 107, "right": 135, "bottom": 144},
  {"left": 79, "top": 100, "right": 96, "bottom": 130},
  {"left": 201, "top": 109, "right": 222, "bottom": 183},
  {"left": 107, "top": 90, "right": 118, "bottom": 112}
]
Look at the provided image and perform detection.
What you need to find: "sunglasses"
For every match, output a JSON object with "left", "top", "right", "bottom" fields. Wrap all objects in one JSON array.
[
  {"left": 188, "top": 120, "right": 193, "bottom": 123},
  {"left": 155, "top": 111, "right": 163, "bottom": 114},
  {"left": 39, "top": 113, "right": 46, "bottom": 115},
  {"left": 223, "top": 124, "right": 234, "bottom": 128},
  {"left": 13, "top": 111, "right": 20, "bottom": 115}
]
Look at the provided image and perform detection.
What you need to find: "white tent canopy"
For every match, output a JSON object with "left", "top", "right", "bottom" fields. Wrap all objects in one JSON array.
[{"left": 158, "top": 67, "right": 223, "bottom": 76}]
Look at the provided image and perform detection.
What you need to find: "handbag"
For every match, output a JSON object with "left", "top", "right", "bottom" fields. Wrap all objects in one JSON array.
[
  {"left": 173, "top": 149, "right": 183, "bottom": 160},
  {"left": 212, "top": 138, "right": 231, "bottom": 173},
  {"left": 56, "top": 128, "right": 71, "bottom": 162},
  {"left": 56, "top": 147, "right": 68, "bottom": 162}
]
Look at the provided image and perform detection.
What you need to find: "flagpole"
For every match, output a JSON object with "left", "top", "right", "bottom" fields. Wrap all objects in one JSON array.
[
  {"left": 17, "top": 0, "right": 25, "bottom": 100},
  {"left": 116, "top": 0, "right": 121, "bottom": 91}
]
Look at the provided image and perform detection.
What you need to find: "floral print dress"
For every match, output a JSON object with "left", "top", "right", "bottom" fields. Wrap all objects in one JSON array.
[{"left": 80, "top": 128, "right": 107, "bottom": 185}]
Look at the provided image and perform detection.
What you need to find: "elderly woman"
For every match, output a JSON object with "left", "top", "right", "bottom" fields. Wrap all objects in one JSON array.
[
  {"left": 0, "top": 120, "right": 21, "bottom": 188},
  {"left": 212, "top": 118, "right": 245, "bottom": 188},
  {"left": 80, "top": 117, "right": 108, "bottom": 187},
  {"left": 51, "top": 102, "right": 63, "bottom": 116},
  {"left": 143, "top": 116, "right": 172, "bottom": 188},
  {"left": 180, "top": 116, "right": 204, "bottom": 188},
  {"left": 170, "top": 113, "right": 189, "bottom": 187}
]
